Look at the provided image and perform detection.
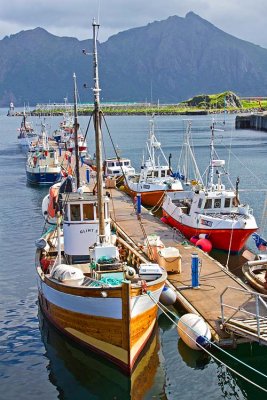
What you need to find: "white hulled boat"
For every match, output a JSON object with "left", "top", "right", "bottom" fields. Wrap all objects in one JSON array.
[
  {"left": 35, "top": 21, "right": 167, "bottom": 374},
  {"left": 124, "top": 117, "right": 183, "bottom": 207},
  {"left": 162, "top": 121, "right": 258, "bottom": 253},
  {"left": 17, "top": 112, "right": 38, "bottom": 149},
  {"left": 103, "top": 157, "right": 135, "bottom": 178}
]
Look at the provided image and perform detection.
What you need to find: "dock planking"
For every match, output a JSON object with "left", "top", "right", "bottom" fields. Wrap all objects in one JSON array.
[{"left": 108, "top": 187, "right": 257, "bottom": 346}]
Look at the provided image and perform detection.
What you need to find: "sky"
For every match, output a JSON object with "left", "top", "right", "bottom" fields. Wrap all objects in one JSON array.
[{"left": 0, "top": 0, "right": 267, "bottom": 49}]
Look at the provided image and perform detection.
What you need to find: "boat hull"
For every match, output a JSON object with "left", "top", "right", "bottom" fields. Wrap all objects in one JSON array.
[
  {"left": 242, "top": 264, "right": 267, "bottom": 294},
  {"left": 124, "top": 185, "right": 178, "bottom": 208},
  {"left": 26, "top": 171, "right": 62, "bottom": 185},
  {"left": 163, "top": 211, "right": 255, "bottom": 253},
  {"left": 37, "top": 271, "right": 165, "bottom": 374}
]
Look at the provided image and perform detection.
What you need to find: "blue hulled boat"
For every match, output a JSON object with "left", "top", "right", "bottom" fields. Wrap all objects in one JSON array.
[{"left": 26, "top": 123, "right": 62, "bottom": 185}]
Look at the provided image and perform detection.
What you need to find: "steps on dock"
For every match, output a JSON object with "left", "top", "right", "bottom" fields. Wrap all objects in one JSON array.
[
  {"left": 220, "top": 286, "right": 267, "bottom": 345},
  {"left": 224, "top": 317, "right": 267, "bottom": 345}
]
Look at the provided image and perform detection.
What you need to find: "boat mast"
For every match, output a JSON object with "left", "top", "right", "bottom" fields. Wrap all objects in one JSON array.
[
  {"left": 208, "top": 121, "right": 215, "bottom": 189},
  {"left": 92, "top": 19, "right": 105, "bottom": 242},
  {"left": 73, "top": 73, "right": 80, "bottom": 189},
  {"left": 149, "top": 118, "right": 155, "bottom": 168}
]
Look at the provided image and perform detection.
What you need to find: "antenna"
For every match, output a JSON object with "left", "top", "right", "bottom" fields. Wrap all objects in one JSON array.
[{"left": 97, "top": 0, "right": 101, "bottom": 25}]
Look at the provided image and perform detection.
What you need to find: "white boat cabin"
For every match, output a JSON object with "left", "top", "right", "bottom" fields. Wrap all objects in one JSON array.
[
  {"left": 167, "top": 187, "right": 247, "bottom": 216},
  {"left": 62, "top": 192, "right": 111, "bottom": 263},
  {"left": 139, "top": 160, "right": 171, "bottom": 183},
  {"left": 104, "top": 157, "right": 135, "bottom": 177}
]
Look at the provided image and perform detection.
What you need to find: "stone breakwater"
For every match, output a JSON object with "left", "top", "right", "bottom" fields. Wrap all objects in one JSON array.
[{"left": 236, "top": 112, "right": 267, "bottom": 131}]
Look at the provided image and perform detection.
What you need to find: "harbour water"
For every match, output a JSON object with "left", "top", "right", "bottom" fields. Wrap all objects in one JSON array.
[{"left": 1, "top": 110, "right": 267, "bottom": 399}]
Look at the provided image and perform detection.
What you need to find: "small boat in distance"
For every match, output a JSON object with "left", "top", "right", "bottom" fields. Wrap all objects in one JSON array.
[
  {"left": 17, "top": 111, "right": 38, "bottom": 150},
  {"left": 35, "top": 21, "right": 167, "bottom": 374},
  {"left": 26, "top": 122, "right": 62, "bottom": 185},
  {"left": 162, "top": 121, "right": 258, "bottom": 253},
  {"left": 124, "top": 117, "right": 183, "bottom": 207},
  {"left": 104, "top": 157, "right": 135, "bottom": 178}
]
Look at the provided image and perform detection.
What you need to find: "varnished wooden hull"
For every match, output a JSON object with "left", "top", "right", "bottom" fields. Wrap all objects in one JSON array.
[
  {"left": 37, "top": 267, "right": 166, "bottom": 374},
  {"left": 242, "top": 264, "right": 267, "bottom": 294},
  {"left": 39, "top": 306, "right": 160, "bottom": 399}
]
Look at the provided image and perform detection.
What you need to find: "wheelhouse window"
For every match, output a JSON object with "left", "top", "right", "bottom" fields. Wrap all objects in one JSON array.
[
  {"left": 83, "top": 203, "right": 94, "bottom": 220},
  {"left": 124, "top": 161, "right": 129, "bottom": 166},
  {"left": 161, "top": 170, "right": 166, "bottom": 177},
  {"left": 63, "top": 205, "right": 69, "bottom": 221},
  {"left": 214, "top": 199, "right": 221, "bottom": 208},
  {"left": 204, "top": 198, "right": 212, "bottom": 209},
  {"left": 224, "top": 198, "right": 231, "bottom": 208},
  {"left": 154, "top": 171, "right": 159, "bottom": 178},
  {"left": 70, "top": 204, "right": 81, "bottom": 221},
  {"left": 198, "top": 198, "right": 203, "bottom": 209}
]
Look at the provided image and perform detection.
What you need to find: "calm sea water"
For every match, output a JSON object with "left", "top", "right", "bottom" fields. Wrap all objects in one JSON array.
[{"left": 1, "top": 110, "right": 267, "bottom": 399}]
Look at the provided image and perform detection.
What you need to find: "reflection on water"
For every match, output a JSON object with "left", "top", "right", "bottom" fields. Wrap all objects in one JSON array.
[
  {"left": 2, "top": 113, "right": 267, "bottom": 399},
  {"left": 38, "top": 307, "right": 165, "bottom": 400},
  {"left": 178, "top": 339, "right": 210, "bottom": 370}
]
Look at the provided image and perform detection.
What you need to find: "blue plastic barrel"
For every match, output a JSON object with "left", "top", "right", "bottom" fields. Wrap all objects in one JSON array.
[{"left": 191, "top": 253, "right": 199, "bottom": 288}]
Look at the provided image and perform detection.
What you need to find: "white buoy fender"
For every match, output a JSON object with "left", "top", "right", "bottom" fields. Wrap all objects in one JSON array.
[
  {"left": 35, "top": 237, "right": 47, "bottom": 249},
  {"left": 159, "top": 286, "right": 177, "bottom": 306},
  {"left": 177, "top": 313, "right": 211, "bottom": 350}
]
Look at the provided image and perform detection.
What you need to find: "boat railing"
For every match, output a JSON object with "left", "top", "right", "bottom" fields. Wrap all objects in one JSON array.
[{"left": 220, "top": 285, "right": 267, "bottom": 339}]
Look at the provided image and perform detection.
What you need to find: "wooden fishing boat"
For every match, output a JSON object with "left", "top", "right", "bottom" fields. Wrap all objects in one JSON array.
[
  {"left": 162, "top": 121, "right": 257, "bottom": 253},
  {"left": 39, "top": 305, "right": 161, "bottom": 399},
  {"left": 123, "top": 117, "right": 183, "bottom": 207},
  {"left": 35, "top": 21, "right": 167, "bottom": 374},
  {"left": 242, "top": 258, "right": 267, "bottom": 294}
]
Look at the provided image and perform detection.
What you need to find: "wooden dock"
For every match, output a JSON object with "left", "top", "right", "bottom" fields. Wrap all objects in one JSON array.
[
  {"left": 45, "top": 144, "right": 267, "bottom": 347},
  {"left": 108, "top": 187, "right": 267, "bottom": 347}
]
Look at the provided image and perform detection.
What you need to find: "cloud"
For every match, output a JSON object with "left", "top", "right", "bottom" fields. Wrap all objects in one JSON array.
[{"left": 0, "top": 0, "right": 266, "bottom": 48}]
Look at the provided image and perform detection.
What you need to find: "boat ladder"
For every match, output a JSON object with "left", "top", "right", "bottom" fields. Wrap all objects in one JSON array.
[{"left": 220, "top": 286, "right": 267, "bottom": 345}]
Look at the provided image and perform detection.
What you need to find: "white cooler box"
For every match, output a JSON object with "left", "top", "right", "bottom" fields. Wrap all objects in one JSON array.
[
  {"left": 157, "top": 247, "right": 181, "bottom": 274},
  {"left": 139, "top": 263, "right": 163, "bottom": 281}
]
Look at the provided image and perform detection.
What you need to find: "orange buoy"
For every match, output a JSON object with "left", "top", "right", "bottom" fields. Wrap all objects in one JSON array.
[
  {"left": 196, "top": 238, "right": 212, "bottom": 252},
  {"left": 190, "top": 235, "right": 199, "bottom": 245}
]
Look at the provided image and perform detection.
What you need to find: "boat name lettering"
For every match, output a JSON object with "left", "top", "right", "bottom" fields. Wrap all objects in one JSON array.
[
  {"left": 200, "top": 219, "right": 213, "bottom": 227},
  {"left": 80, "top": 228, "right": 95, "bottom": 234}
]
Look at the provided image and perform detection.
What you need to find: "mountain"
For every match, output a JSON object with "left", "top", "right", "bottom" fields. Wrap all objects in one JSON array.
[
  {"left": 1, "top": 12, "right": 267, "bottom": 106},
  {"left": 0, "top": 27, "right": 92, "bottom": 106}
]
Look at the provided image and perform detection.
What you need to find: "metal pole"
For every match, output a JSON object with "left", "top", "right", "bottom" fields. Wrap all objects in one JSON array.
[
  {"left": 136, "top": 193, "right": 141, "bottom": 215},
  {"left": 191, "top": 253, "right": 199, "bottom": 289},
  {"left": 73, "top": 73, "right": 80, "bottom": 189},
  {"left": 92, "top": 20, "right": 105, "bottom": 241}
]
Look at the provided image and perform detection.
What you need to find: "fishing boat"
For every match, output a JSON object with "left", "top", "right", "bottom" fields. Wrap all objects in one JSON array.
[
  {"left": 26, "top": 122, "right": 62, "bottom": 185},
  {"left": 39, "top": 306, "right": 161, "bottom": 399},
  {"left": 242, "top": 257, "right": 267, "bottom": 294},
  {"left": 17, "top": 111, "right": 38, "bottom": 149},
  {"left": 103, "top": 157, "right": 135, "bottom": 178},
  {"left": 123, "top": 117, "right": 183, "bottom": 207},
  {"left": 35, "top": 21, "right": 167, "bottom": 374},
  {"left": 162, "top": 121, "right": 258, "bottom": 253}
]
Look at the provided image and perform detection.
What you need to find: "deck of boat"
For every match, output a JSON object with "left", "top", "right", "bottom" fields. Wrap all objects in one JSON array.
[{"left": 108, "top": 187, "right": 267, "bottom": 346}]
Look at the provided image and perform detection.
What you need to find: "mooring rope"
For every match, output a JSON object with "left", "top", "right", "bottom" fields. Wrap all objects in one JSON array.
[{"left": 146, "top": 290, "right": 267, "bottom": 392}]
